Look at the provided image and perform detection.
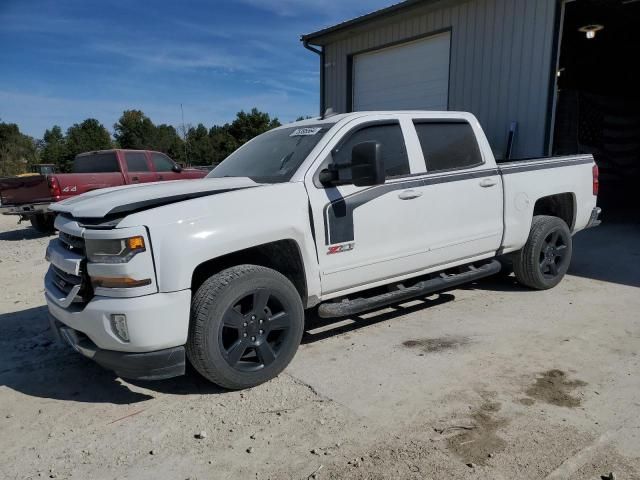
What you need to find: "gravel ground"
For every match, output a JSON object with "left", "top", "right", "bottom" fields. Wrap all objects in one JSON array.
[{"left": 0, "top": 213, "right": 639, "bottom": 480}]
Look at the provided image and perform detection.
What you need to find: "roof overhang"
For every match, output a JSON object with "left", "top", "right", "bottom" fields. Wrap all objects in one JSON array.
[{"left": 301, "top": 0, "right": 437, "bottom": 45}]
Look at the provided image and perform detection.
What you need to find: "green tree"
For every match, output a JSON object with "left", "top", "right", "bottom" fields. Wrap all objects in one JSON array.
[
  {"left": 63, "top": 119, "right": 112, "bottom": 171},
  {"left": 153, "top": 124, "right": 186, "bottom": 163},
  {"left": 40, "top": 125, "right": 68, "bottom": 171},
  {"left": 227, "top": 108, "right": 281, "bottom": 145},
  {"left": 113, "top": 110, "right": 156, "bottom": 149},
  {"left": 186, "top": 123, "right": 215, "bottom": 166},
  {"left": 0, "top": 122, "right": 39, "bottom": 176},
  {"left": 209, "top": 125, "right": 239, "bottom": 164}
]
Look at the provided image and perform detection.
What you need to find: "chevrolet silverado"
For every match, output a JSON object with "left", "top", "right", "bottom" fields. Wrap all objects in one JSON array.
[{"left": 43, "top": 112, "right": 601, "bottom": 389}]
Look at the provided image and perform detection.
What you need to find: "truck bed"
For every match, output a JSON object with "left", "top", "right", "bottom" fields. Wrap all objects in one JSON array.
[{"left": 498, "top": 154, "right": 596, "bottom": 253}]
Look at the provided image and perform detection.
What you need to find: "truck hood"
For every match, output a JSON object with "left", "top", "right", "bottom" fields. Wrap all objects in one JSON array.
[{"left": 50, "top": 177, "right": 259, "bottom": 219}]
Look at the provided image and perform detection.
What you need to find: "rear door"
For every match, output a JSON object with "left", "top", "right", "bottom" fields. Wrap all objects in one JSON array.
[
  {"left": 151, "top": 152, "right": 180, "bottom": 181},
  {"left": 305, "top": 115, "right": 427, "bottom": 295},
  {"left": 408, "top": 116, "right": 503, "bottom": 266},
  {"left": 124, "top": 151, "right": 156, "bottom": 184}
]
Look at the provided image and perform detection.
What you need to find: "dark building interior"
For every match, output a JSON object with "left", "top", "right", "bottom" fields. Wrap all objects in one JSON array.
[{"left": 553, "top": 0, "right": 640, "bottom": 220}]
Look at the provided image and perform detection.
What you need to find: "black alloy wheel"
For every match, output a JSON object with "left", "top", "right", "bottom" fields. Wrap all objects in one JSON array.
[
  {"left": 513, "top": 215, "right": 573, "bottom": 290},
  {"left": 187, "top": 264, "right": 304, "bottom": 389},
  {"left": 219, "top": 288, "right": 292, "bottom": 371},
  {"left": 539, "top": 229, "right": 570, "bottom": 279}
]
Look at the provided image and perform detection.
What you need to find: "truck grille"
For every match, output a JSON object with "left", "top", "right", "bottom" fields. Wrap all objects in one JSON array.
[
  {"left": 51, "top": 265, "right": 90, "bottom": 303},
  {"left": 52, "top": 231, "right": 93, "bottom": 304},
  {"left": 59, "top": 231, "right": 85, "bottom": 252}
]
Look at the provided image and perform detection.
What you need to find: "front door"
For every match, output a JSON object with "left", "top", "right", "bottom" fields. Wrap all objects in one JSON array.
[
  {"left": 151, "top": 152, "right": 180, "bottom": 181},
  {"left": 305, "top": 116, "right": 427, "bottom": 295}
]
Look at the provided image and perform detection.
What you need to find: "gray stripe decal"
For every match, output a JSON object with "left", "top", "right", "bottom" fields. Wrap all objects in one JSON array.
[
  {"left": 106, "top": 187, "right": 255, "bottom": 217},
  {"left": 499, "top": 157, "right": 593, "bottom": 174},
  {"left": 322, "top": 156, "right": 592, "bottom": 246},
  {"left": 324, "top": 169, "right": 497, "bottom": 245}
]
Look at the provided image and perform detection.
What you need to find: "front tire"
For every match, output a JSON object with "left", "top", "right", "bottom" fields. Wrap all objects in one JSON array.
[
  {"left": 187, "top": 265, "right": 304, "bottom": 390},
  {"left": 513, "top": 215, "right": 573, "bottom": 290}
]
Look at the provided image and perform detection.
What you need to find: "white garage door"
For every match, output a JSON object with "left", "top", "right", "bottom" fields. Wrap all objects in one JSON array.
[{"left": 352, "top": 32, "right": 451, "bottom": 112}]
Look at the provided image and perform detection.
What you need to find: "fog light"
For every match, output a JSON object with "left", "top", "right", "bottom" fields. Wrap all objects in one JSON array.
[{"left": 110, "top": 314, "right": 130, "bottom": 342}]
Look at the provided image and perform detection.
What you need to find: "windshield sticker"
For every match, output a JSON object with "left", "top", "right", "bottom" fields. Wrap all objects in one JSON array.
[{"left": 290, "top": 127, "right": 322, "bottom": 137}]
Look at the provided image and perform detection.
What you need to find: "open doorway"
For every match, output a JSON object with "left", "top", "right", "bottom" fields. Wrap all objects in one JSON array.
[{"left": 552, "top": 0, "right": 640, "bottom": 220}]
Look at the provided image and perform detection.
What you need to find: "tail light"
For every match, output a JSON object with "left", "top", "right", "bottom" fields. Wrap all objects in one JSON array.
[
  {"left": 48, "top": 176, "right": 61, "bottom": 201},
  {"left": 592, "top": 164, "right": 599, "bottom": 196}
]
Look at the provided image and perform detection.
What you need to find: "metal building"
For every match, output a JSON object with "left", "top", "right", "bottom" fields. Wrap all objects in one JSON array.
[{"left": 301, "top": 0, "right": 640, "bottom": 179}]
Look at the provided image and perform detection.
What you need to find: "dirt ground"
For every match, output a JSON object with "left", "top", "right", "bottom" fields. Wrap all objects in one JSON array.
[{"left": 1, "top": 213, "right": 639, "bottom": 480}]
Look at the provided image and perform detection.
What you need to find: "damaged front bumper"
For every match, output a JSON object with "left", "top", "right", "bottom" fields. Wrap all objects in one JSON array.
[{"left": 49, "top": 315, "right": 186, "bottom": 381}]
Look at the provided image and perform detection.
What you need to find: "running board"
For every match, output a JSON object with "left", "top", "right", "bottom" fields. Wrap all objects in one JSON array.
[{"left": 317, "top": 259, "right": 501, "bottom": 319}]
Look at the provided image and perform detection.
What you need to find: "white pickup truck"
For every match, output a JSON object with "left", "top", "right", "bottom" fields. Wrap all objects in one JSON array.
[{"left": 44, "top": 111, "right": 601, "bottom": 389}]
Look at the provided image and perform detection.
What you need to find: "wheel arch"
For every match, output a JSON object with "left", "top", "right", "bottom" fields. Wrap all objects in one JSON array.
[
  {"left": 532, "top": 192, "right": 576, "bottom": 230},
  {"left": 191, "top": 239, "right": 309, "bottom": 307}
]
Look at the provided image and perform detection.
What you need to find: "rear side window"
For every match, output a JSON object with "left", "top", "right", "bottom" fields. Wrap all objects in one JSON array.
[
  {"left": 72, "top": 153, "right": 119, "bottom": 173},
  {"left": 125, "top": 152, "right": 150, "bottom": 172},
  {"left": 414, "top": 122, "right": 482, "bottom": 172},
  {"left": 151, "top": 153, "right": 174, "bottom": 172},
  {"left": 332, "top": 123, "right": 410, "bottom": 182}
]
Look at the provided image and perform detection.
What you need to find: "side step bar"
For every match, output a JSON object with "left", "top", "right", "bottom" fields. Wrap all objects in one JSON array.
[{"left": 317, "top": 259, "right": 501, "bottom": 319}]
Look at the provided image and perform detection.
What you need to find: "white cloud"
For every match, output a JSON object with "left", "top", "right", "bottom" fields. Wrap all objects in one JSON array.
[{"left": 95, "top": 42, "right": 255, "bottom": 72}]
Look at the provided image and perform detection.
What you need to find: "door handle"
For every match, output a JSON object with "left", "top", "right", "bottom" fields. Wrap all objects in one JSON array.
[
  {"left": 398, "top": 189, "right": 423, "bottom": 200},
  {"left": 132, "top": 176, "right": 139, "bottom": 183},
  {"left": 479, "top": 178, "right": 497, "bottom": 188},
  {"left": 158, "top": 175, "right": 164, "bottom": 180}
]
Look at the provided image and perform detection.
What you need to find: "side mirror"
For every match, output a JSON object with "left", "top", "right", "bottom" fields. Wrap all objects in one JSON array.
[
  {"left": 351, "top": 141, "right": 384, "bottom": 187},
  {"left": 172, "top": 163, "right": 183, "bottom": 173}
]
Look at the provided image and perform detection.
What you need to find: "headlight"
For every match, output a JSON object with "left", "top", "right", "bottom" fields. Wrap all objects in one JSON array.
[{"left": 85, "top": 236, "right": 146, "bottom": 264}]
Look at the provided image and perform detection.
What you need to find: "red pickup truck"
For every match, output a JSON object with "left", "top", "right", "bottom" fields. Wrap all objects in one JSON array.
[{"left": 0, "top": 149, "right": 208, "bottom": 233}]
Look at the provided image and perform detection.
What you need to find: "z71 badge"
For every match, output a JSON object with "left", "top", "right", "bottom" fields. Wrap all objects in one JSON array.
[{"left": 327, "top": 243, "right": 355, "bottom": 255}]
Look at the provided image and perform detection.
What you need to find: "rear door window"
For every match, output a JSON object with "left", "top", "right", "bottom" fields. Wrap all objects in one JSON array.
[
  {"left": 72, "top": 153, "right": 119, "bottom": 173},
  {"left": 125, "top": 152, "right": 150, "bottom": 172},
  {"left": 413, "top": 121, "right": 483, "bottom": 172},
  {"left": 332, "top": 123, "right": 410, "bottom": 183}
]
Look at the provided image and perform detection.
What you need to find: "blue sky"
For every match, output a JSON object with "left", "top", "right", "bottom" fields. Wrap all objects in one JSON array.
[{"left": 0, "top": 0, "right": 391, "bottom": 139}]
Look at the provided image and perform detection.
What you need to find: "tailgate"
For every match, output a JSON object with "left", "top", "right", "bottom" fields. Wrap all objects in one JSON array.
[{"left": 0, "top": 176, "right": 52, "bottom": 205}]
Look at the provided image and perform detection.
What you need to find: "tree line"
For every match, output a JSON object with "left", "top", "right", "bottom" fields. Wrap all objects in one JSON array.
[{"left": 0, "top": 108, "right": 283, "bottom": 176}]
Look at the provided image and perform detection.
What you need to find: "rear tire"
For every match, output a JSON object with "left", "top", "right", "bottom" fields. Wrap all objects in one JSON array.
[
  {"left": 30, "top": 214, "right": 55, "bottom": 234},
  {"left": 513, "top": 215, "right": 572, "bottom": 290},
  {"left": 186, "top": 265, "right": 304, "bottom": 390}
]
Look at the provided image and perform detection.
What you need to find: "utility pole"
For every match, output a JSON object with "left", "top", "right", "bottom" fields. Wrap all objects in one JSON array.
[{"left": 181, "top": 103, "right": 189, "bottom": 166}]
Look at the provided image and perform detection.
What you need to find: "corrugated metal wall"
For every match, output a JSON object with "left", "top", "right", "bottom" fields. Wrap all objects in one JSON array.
[{"left": 317, "top": 0, "right": 558, "bottom": 159}]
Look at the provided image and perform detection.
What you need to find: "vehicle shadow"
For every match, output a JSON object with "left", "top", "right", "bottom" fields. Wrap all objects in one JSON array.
[
  {"left": 0, "top": 224, "right": 53, "bottom": 241},
  {"left": 0, "top": 305, "right": 230, "bottom": 401},
  {"left": 568, "top": 220, "right": 640, "bottom": 288},
  {"left": 302, "top": 293, "right": 456, "bottom": 344},
  {"left": 1, "top": 297, "right": 458, "bottom": 402}
]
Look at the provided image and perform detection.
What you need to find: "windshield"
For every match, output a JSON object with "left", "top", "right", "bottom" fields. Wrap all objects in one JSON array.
[{"left": 208, "top": 124, "right": 333, "bottom": 183}]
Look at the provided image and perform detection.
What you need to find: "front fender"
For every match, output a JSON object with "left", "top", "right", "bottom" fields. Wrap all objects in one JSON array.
[{"left": 140, "top": 183, "right": 320, "bottom": 298}]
